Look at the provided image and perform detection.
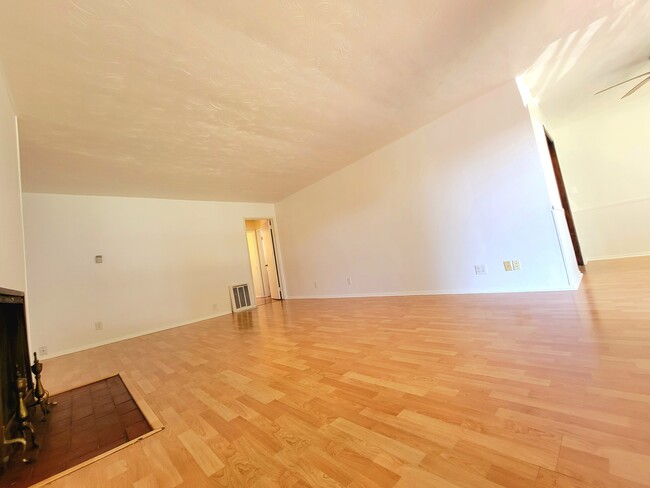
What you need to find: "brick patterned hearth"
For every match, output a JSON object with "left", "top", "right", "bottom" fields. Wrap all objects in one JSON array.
[{"left": 2, "top": 375, "right": 152, "bottom": 487}]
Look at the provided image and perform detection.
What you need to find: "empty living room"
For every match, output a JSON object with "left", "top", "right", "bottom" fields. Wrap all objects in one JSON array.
[{"left": 2, "top": 1, "right": 650, "bottom": 486}]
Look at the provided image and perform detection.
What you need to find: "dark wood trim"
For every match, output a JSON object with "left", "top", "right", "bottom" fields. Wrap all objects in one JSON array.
[
  {"left": 0, "top": 288, "right": 24, "bottom": 298},
  {"left": 545, "top": 130, "right": 585, "bottom": 266}
]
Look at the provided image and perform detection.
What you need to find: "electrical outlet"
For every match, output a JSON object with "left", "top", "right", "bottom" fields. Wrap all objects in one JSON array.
[
  {"left": 95, "top": 321, "right": 103, "bottom": 330},
  {"left": 38, "top": 345, "right": 48, "bottom": 356},
  {"left": 513, "top": 259, "right": 521, "bottom": 271},
  {"left": 503, "top": 260, "right": 513, "bottom": 272},
  {"left": 474, "top": 264, "right": 487, "bottom": 275},
  {"left": 213, "top": 303, "right": 218, "bottom": 311},
  {"left": 346, "top": 277, "right": 352, "bottom": 285}
]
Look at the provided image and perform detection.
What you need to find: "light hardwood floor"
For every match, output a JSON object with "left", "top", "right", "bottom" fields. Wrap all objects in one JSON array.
[{"left": 41, "top": 257, "right": 650, "bottom": 487}]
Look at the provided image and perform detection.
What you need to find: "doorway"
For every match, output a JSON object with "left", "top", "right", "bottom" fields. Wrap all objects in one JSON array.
[
  {"left": 244, "top": 219, "right": 283, "bottom": 301},
  {"left": 545, "top": 130, "right": 585, "bottom": 266}
]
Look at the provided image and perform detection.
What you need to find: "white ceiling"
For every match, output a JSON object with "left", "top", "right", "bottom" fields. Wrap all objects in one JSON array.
[
  {"left": 522, "top": 0, "right": 650, "bottom": 129},
  {"left": 0, "top": 0, "right": 639, "bottom": 202}
]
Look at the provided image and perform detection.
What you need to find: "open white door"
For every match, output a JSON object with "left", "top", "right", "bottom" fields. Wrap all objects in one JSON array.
[
  {"left": 246, "top": 230, "right": 266, "bottom": 298},
  {"left": 260, "top": 220, "right": 282, "bottom": 299},
  {"left": 255, "top": 229, "right": 271, "bottom": 297}
]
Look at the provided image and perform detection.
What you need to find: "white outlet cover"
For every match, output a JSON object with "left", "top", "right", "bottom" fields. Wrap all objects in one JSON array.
[{"left": 38, "top": 346, "right": 48, "bottom": 355}]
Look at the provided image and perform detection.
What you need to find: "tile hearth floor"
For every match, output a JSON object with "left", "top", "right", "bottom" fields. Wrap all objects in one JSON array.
[{"left": 3, "top": 375, "right": 151, "bottom": 488}]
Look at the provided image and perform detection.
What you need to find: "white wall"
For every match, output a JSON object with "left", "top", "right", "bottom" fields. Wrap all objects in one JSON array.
[
  {"left": 276, "top": 81, "right": 571, "bottom": 298},
  {"left": 22, "top": 193, "right": 274, "bottom": 357},
  {"left": 552, "top": 95, "right": 650, "bottom": 261},
  {"left": 0, "top": 64, "right": 26, "bottom": 291}
]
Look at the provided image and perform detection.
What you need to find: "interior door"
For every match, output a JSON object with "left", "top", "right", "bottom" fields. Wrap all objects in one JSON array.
[
  {"left": 260, "top": 220, "right": 282, "bottom": 299},
  {"left": 246, "top": 230, "right": 266, "bottom": 297},
  {"left": 255, "top": 229, "right": 271, "bottom": 297}
]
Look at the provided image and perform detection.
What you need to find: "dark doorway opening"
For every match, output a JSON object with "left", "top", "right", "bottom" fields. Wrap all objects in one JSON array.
[{"left": 244, "top": 219, "right": 283, "bottom": 301}]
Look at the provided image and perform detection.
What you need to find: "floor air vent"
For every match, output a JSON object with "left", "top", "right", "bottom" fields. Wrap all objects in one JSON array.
[{"left": 229, "top": 284, "right": 254, "bottom": 312}]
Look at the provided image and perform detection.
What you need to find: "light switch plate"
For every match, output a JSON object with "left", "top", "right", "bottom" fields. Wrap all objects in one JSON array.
[{"left": 503, "top": 260, "right": 513, "bottom": 272}]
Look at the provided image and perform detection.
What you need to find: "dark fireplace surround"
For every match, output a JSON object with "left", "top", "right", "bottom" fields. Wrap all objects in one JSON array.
[{"left": 0, "top": 287, "right": 34, "bottom": 469}]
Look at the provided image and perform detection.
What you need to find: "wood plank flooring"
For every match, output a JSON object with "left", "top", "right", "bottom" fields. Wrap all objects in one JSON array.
[{"left": 39, "top": 256, "right": 650, "bottom": 487}]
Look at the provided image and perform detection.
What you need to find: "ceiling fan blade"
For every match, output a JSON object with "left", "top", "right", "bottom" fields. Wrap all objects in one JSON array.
[
  {"left": 622, "top": 75, "right": 650, "bottom": 98},
  {"left": 595, "top": 71, "right": 650, "bottom": 95}
]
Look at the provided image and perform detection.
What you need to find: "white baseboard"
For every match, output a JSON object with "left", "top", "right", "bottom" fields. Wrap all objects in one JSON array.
[
  {"left": 287, "top": 283, "right": 580, "bottom": 300},
  {"left": 586, "top": 251, "right": 650, "bottom": 262},
  {"left": 41, "top": 311, "right": 231, "bottom": 360}
]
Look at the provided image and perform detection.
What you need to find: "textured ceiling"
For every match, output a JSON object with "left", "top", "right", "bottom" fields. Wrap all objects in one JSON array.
[
  {"left": 0, "top": 0, "right": 637, "bottom": 202},
  {"left": 523, "top": 0, "right": 650, "bottom": 129}
]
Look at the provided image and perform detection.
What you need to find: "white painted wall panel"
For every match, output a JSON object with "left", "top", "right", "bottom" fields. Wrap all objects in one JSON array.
[
  {"left": 552, "top": 95, "right": 650, "bottom": 261},
  {"left": 22, "top": 193, "right": 274, "bottom": 357},
  {"left": 276, "top": 82, "right": 570, "bottom": 297}
]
